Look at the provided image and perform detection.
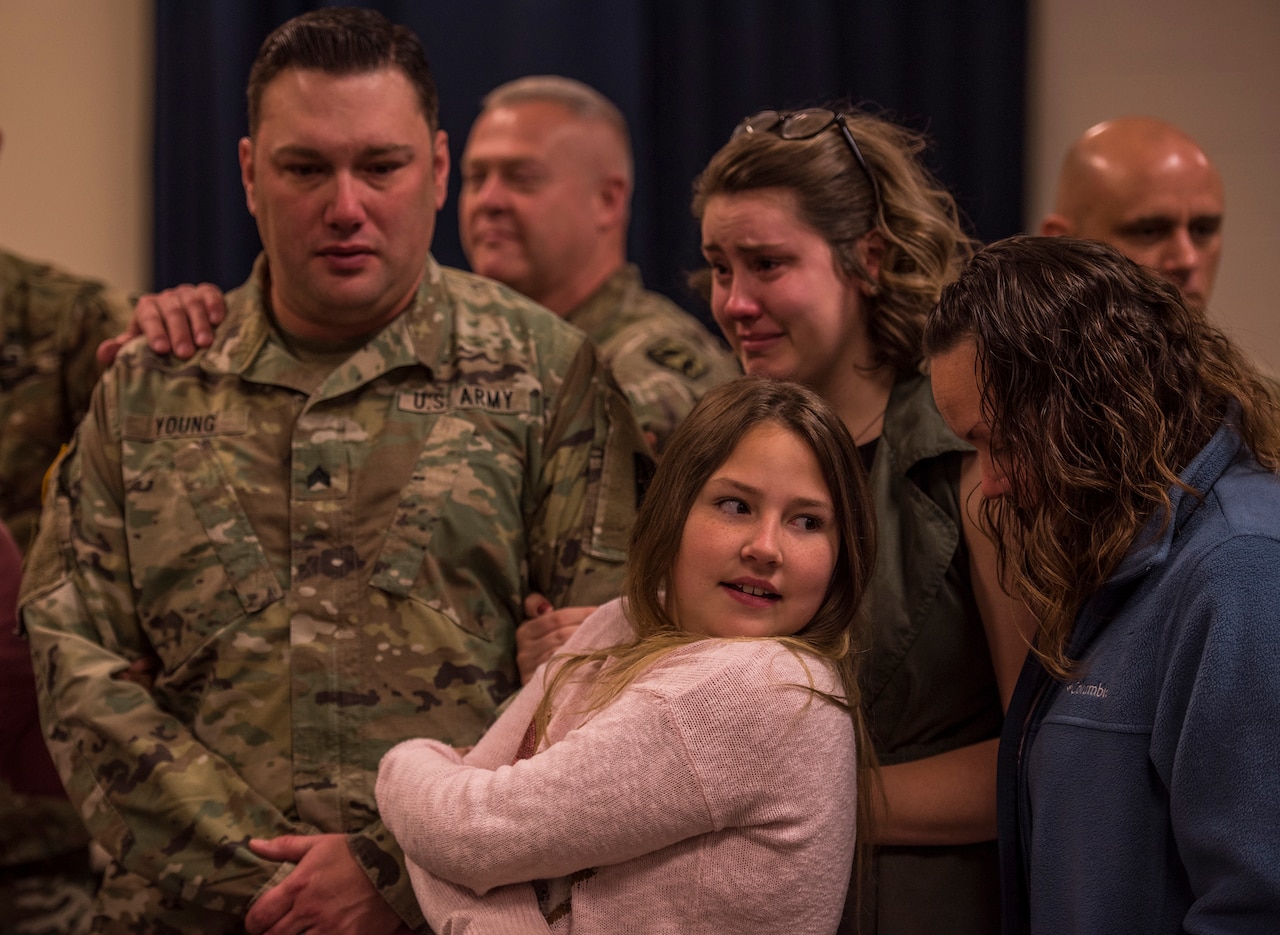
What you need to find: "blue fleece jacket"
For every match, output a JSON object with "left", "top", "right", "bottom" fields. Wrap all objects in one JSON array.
[{"left": 998, "top": 416, "right": 1280, "bottom": 934}]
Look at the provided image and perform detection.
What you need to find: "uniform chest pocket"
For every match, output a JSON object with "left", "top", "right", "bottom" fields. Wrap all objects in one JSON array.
[
  {"left": 127, "top": 440, "right": 284, "bottom": 672},
  {"left": 369, "top": 415, "right": 517, "bottom": 642}
]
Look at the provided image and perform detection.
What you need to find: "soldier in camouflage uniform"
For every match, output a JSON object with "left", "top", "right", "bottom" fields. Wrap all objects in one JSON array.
[
  {"left": 0, "top": 249, "right": 133, "bottom": 552},
  {"left": 20, "top": 10, "right": 647, "bottom": 935},
  {"left": 138, "top": 76, "right": 737, "bottom": 453},
  {"left": 459, "top": 75, "right": 739, "bottom": 453}
]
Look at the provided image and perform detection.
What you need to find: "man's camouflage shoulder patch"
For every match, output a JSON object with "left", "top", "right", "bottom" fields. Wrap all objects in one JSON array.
[{"left": 645, "top": 338, "right": 711, "bottom": 380}]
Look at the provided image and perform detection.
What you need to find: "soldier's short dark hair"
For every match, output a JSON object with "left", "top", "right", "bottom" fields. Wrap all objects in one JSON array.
[{"left": 246, "top": 7, "right": 439, "bottom": 134}]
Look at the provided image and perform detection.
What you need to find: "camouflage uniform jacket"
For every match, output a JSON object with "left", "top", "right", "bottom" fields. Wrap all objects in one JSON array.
[
  {"left": 565, "top": 264, "right": 738, "bottom": 453},
  {"left": 0, "top": 249, "right": 132, "bottom": 552},
  {"left": 19, "top": 255, "right": 647, "bottom": 932}
]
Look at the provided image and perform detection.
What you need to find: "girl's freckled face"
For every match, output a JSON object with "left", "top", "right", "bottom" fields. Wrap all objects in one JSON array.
[{"left": 669, "top": 423, "right": 839, "bottom": 639}]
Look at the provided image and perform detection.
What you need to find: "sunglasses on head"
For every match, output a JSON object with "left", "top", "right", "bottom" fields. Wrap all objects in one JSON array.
[{"left": 732, "top": 108, "right": 882, "bottom": 218}]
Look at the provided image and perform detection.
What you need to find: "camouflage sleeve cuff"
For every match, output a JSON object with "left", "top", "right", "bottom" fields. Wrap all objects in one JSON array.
[{"left": 349, "top": 823, "right": 429, "bottom": 932}]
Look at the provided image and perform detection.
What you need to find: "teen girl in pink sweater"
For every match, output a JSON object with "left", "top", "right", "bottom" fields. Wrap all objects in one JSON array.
[{"left": 377, "top": 376, "right": 876, "bottom": 933}]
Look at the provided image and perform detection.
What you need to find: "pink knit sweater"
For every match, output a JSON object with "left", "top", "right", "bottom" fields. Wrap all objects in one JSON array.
[{"left": 376, "top": 598, "right": 857, "bottom": 933}]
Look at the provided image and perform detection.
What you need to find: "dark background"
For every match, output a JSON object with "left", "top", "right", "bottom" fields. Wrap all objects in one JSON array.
[{"left": 153, "top": 0, "right": 1026, "bottom": 325}]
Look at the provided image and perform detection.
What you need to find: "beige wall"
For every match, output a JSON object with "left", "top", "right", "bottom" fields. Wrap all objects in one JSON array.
[
  {"left": 0, "top": 0, "right": 152, "bottom": 293},
  {"left": 1028, "top": 0, "right": 1280, "bottom": 374}
]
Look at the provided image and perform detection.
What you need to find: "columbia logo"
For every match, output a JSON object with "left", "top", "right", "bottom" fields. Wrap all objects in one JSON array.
[{"left": 1065, "top": 680, "right": 1109, "bottom": 698}]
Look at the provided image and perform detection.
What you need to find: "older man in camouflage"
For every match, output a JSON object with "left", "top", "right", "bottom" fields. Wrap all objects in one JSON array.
[
  {"left": 20, "top": 9, "right": 647, "bottom": 935},
  {"left": 457, "top": 75, "right": 738, "bottom": 453}
]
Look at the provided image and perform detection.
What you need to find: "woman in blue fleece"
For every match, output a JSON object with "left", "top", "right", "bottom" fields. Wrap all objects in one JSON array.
[{"left": 925, "top": 235, "right": 1280, "bottom": 934}]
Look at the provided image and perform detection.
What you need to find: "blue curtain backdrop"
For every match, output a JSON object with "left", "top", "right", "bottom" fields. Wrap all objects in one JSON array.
[{"left": 153, "top": 0, "right": 1026, "bottom": 324}]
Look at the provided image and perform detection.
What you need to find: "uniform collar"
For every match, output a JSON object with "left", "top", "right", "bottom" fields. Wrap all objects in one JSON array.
[{"left": 202, "top": 254, "right": 451, "bottom": 385}]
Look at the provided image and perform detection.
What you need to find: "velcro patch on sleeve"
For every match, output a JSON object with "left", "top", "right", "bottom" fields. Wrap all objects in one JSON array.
[{"left": 645, "top": 338, "right": 711, "bottom": 379}]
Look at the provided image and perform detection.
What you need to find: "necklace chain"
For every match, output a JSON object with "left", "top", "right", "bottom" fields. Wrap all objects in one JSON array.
[{"left": 852, "top": 405, "right": 887, "bottom": 445}]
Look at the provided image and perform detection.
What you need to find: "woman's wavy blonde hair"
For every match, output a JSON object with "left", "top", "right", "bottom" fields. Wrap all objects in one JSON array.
[
  {"left": 925, "top": 236, "right": 1280, "bottom": 679},
  {"left": 691, "top": 106, "right": 974, "bottom": 375},
  {"left": 533, "top": 375, "right": 879, "bottom": 870}
]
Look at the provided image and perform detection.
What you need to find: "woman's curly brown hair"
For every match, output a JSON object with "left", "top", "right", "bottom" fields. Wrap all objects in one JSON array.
[{"left": 925, "top": 235, "right": 1280, "bottom": 678}]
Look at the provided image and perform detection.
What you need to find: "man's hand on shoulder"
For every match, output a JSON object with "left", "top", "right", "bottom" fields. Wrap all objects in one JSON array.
[
  {"left": 97, "top": 282, "right": 227, "bottom": 365},
  {"left": 245, "top": 834, "right": 409, "bottom": 935}
]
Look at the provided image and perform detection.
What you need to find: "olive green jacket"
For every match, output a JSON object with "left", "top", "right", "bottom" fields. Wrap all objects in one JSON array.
[{"left": 848, "top": 372, "right": 1003, "bottom": 935}]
